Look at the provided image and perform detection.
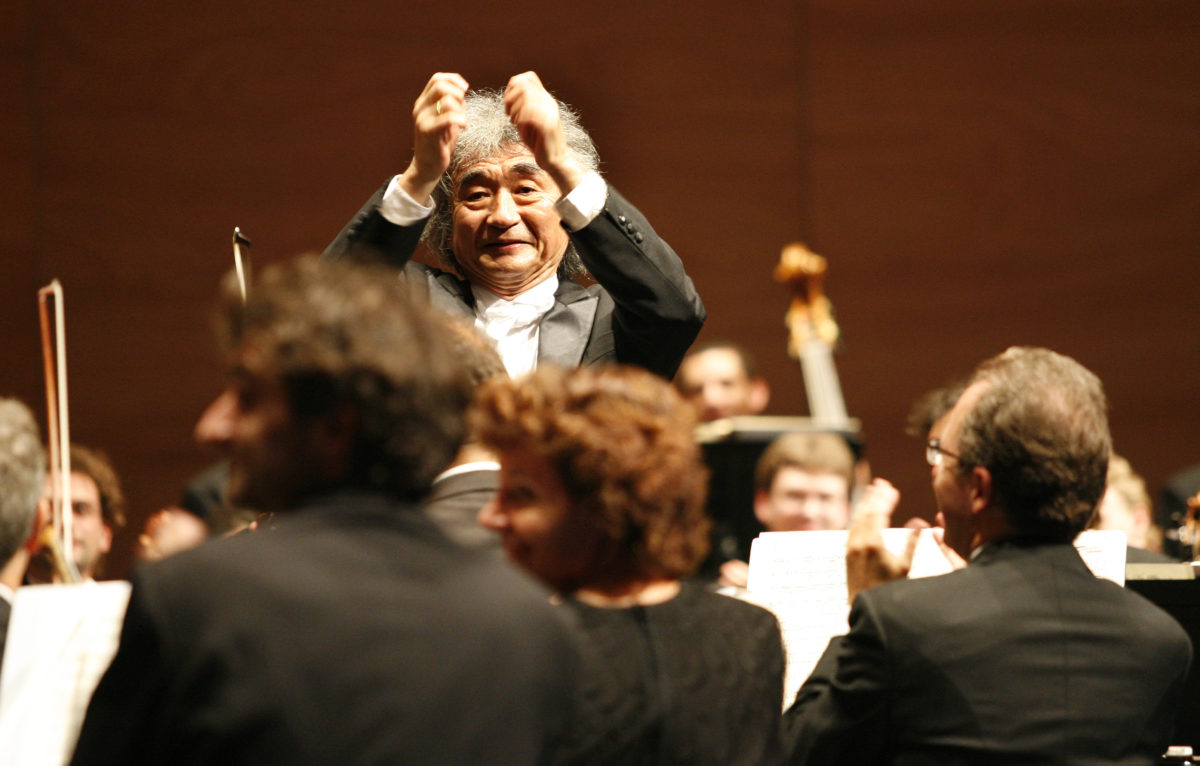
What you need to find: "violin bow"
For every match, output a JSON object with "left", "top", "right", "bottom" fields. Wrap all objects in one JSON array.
[
  {"left": 232, "top": 227, "right": 252, "bottom": 304},
  {"left": 36, "top": 279, "right": 81, "bottom": 583}
]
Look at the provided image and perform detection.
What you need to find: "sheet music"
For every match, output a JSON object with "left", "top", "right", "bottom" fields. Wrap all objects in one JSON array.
[
  {"left": 1073, "top": 529, "right": 1127, "bottom": 585},
  {"left": 0, "top": 581, "right": 131, "bottom": 766},
  {"left": 743, "top": 528, "right": 1127, "bottom": 707},
  {"left": 743, "top": 529, "right": 953, "bottom": 706}
]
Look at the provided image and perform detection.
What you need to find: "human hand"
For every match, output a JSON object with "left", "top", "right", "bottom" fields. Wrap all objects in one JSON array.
[
  {"left": 845, "top": 478, "right": 916, "bottom": 603},
  {"left": 136, "top": 507, "right": 209, "bottom": 562},
  {"left": 504, "top": 71, "right": 585, "bottom": 193},
  {"left": 399, "top": 72, "right": 469, "bottom": 202},
  {"left": 931, "top": 511, "right": 968, "bottom": 570},
  {"left": 718, "top": 559, "right": 750, "bottom": 589}
]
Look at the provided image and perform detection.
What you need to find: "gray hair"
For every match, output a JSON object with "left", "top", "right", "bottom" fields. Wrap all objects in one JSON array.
[
  {"left": 421, "top": 88, "right": 601, "bottom": 281},
  {"left": 0, "top": 398, "right": 45, "bottom": 565},
  {"left": 955, "top": 347, "right": 1110, "bottom": 541}
]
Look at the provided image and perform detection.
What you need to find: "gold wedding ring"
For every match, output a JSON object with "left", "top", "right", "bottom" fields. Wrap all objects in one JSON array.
[{"left": 435, "top": 98, "right": 443, "bottom": 115}]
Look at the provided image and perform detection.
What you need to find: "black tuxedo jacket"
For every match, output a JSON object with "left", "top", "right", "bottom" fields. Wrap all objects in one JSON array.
[
  {"left": 323, "top": 182, "right": 705, "bottom": 380},
  {"left": 71, "top": 491, "right": 578, "bottom": 766},
  {"left": 424, "top": 467, "right": 501, "bottom": 551},
  {"left": 785, "top": 538, "right": 1193, "bottom": 766}
]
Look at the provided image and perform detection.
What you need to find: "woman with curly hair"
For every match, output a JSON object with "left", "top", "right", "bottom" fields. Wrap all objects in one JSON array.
[{"left": 472, "top": 364, "right": 786, "bottom": 766}]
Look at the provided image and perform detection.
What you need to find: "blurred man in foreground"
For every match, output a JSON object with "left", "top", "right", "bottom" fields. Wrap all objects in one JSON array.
[{"left": 71, "top": 257, "right": 577, "bottom": 766}]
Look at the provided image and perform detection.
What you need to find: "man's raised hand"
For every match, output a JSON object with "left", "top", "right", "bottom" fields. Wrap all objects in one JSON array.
[{"left": 400, "top": 72, "right": 469, "bottom": 202}]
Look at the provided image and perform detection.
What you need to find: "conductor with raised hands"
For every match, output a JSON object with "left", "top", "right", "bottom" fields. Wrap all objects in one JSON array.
[{"left": 324, "top": 71, "right": 705, "bottom": 380}]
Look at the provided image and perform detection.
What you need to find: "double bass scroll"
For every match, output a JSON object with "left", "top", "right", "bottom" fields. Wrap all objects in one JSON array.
[{"left": 773, "top": 242, "right": 852, "bottom": 431}]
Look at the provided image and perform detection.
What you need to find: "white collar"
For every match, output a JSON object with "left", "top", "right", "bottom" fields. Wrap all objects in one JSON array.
[{"left": 471, "top": 275, "right": 559, "bottom": 322}]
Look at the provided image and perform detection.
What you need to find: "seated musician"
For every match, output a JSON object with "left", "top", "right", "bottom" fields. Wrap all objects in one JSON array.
[
  {"left": 28, "top": 444, "right": 126, "bottom": 583},
  {"left": 473, "top": 364, "right": 787, "bottom": 766},
  {"left": 785, "top": 347, "right": 1192, "bottom": 764},
  {"left": 674, "top": 340, "right": 770, "bottom": 422},
  {"left": 71, "top": 257, "right": 579, "bottom": 765},
  {"left": 0, "top": 397, "right": 45, "bottom": 672},
  {"left": 718, "top": 430, "right": 857, "bottom": 589}
]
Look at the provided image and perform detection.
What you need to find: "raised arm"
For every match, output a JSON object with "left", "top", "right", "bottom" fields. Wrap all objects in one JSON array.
[{"left": 323, "top": 72, "right": 468, "bottom": 265}]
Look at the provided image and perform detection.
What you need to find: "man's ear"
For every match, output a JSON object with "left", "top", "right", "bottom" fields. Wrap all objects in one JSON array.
[
  {"left": 967, "top": 465, "right": 993, "bottom": 516},
  {"left": 753, "top": 489, "right": 773, "bottom": 527},
  {"left": 748, "top": 379, "right": 770, "bottom": 414}
]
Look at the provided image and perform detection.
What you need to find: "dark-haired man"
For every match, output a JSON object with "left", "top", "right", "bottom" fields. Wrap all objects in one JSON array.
[
  {"left": 674, "top": 340, "right": 770, "bottom": 422},
  {"left": 28, "top": 445, "right": 126, "bottom": 583},
  {"left": 786, "top": 347, "right": 1192, "bottom": 764},
  {"left": 71, "top": 257, "right": 578, "bottom": 766},
  {"left": 324, "top": 71, "right": 705, "bottom": 381}
]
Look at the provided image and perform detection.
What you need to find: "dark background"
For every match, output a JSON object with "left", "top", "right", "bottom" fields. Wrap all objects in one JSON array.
[{"left": 3, "top": 1, "right": 1197, "bottom": 578}]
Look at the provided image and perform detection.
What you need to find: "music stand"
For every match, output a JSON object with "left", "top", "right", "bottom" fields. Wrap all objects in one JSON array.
[{"left": 1125, "top": 565, "right": 1200, "bottom": 747}]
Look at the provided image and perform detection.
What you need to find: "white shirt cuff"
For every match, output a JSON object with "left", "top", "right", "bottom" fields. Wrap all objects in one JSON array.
[
  {"left": 380, "top": 175, "right": 435, "bottom": 226},
  {"left": 555, "top": 170, "right": 607, "bottom": 231}
]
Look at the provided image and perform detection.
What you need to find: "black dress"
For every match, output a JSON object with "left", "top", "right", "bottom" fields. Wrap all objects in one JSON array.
[{"left": 556, "top": 581, "right": 786, "bottom": 766}]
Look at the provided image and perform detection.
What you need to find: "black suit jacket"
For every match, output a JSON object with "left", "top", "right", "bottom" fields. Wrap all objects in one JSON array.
[
  {"left": 71, "top": 490, "right": 578, "bottom": 766},
  {"left": 785, "top": 538, "right": 1193, "bottom": 766},
  {"left": 323, "top": 181, "right": 705, "bottom": 380},
  {"left": 424, "top": 467, "right": 501, "bottom": 551}
]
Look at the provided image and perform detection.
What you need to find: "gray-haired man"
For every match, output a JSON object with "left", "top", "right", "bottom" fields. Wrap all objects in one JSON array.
[{"left": 324, "top": 71, "right": 705, "bottom": 380}]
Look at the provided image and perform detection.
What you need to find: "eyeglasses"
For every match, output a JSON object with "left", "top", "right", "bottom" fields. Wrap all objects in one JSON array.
[{"left": 926, "top": 439, "right": 966, "bottom": 467}]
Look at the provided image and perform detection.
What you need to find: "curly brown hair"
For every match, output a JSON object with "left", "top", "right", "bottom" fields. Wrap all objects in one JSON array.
[
  {"left": 471, "top": 364, "right": 711, "bottom": 583},
  {"left": 70, "top": 444, "right": 126, "bottom": 530},
  {"left": 217, "top": 255, "right": 472, "bottom": 503}
]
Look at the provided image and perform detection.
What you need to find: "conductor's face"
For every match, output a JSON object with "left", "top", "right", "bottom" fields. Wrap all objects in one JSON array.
[{"left": 451, "top": 149, "right": 569, "bottom": 298}]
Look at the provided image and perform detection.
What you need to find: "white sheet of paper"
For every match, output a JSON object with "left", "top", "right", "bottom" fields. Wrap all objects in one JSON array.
[
  {"left": 0, "top": 581, "right": 131, "bottom": 766},
  {"left": 1073, "top": 529, "right": 1127, "bottom": 585},
  {"left": 744, "top": 528, "right": 1128, "bottom": 707},
  {"left": 744, "top": 528, "right": 953, "bottom": 706}
]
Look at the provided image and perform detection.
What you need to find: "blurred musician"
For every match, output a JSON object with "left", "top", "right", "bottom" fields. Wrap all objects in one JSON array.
[
  {"left": 785, "top": 347, "right": 1192, "bottom": 764},
  {"left": 71, "top": 257, "right": 578, "bottom": 766},
  {"left": 0, "top": 398, "right": 45, "bottom": 671},
  {"left": 27, "top": 444, "right": 125, "bottom": 583}
]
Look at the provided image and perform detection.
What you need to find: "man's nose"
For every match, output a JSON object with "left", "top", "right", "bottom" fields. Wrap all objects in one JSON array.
[
  {"left": 194, "top": 389, "right": 238, "bottom": 449},
  {"left": 700, "top": 382, "right": 724, "bottom": 405},
  {"left": 486, "top": 189, "right": 520, "bottom": 228}
]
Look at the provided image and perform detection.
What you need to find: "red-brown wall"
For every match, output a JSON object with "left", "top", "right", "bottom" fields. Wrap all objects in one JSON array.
[{"left": 3, "top": 1, "right": 1197, "bottom": 577}]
